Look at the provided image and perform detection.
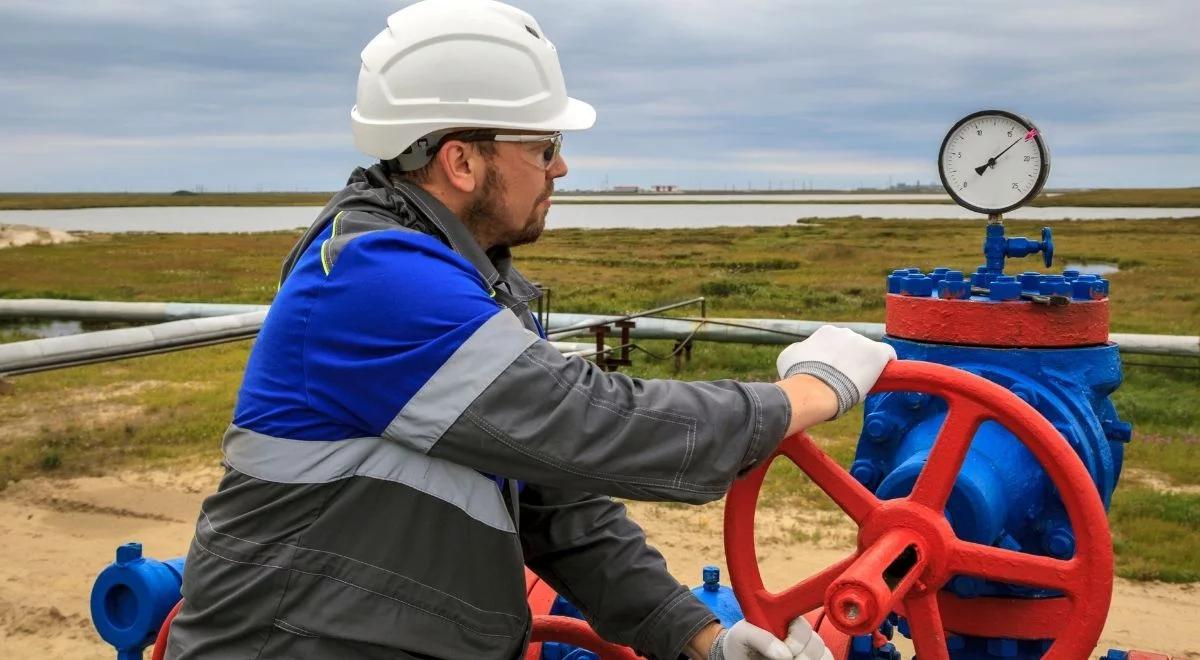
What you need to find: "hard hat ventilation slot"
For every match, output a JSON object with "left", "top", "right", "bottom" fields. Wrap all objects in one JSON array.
[{"left": 525, "top": 25, "right": 541, "bottom": 40}]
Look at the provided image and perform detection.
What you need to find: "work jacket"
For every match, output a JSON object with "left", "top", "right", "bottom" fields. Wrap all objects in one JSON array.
[{"left": 168, "top": 164, "right": 791, "bottom": 660}]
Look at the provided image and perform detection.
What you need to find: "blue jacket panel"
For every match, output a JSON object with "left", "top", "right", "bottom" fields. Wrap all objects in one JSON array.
[{"left": 234, "top": 224, "right": 502, "bottom": 441}]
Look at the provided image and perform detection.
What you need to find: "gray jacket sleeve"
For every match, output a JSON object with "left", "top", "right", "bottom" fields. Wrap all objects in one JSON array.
[
  {"left": 519, "top": 484, "right": 716, "bottom": 660},
  {"left": 411, "top": 312, "right": 792, "bottom": 503}
]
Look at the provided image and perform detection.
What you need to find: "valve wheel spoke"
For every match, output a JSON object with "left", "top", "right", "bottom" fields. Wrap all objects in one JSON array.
[
  {"left": 908, "top": 399, "right": 988, "bottom": 511},
  {"left": 763, "top": 553, "right": 859, "bottom": 618},
  {"left": 948, "top": 541, "right": 1078, "bottom": 593},
  {"left": 904, "top": 592, "right": 949, "bottom": 660},
  {"left": 785, "top": 433, "right": 881, "bottom": 524},
  {"left": 937, "top": 592, "right": 1072, "bottom": 640}
]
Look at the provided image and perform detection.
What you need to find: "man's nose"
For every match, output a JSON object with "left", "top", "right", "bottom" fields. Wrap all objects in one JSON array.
[{"left": 548, "top": 154, "right": 568, "bottom": 179}]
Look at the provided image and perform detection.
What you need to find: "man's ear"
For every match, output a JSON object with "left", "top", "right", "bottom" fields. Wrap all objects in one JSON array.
[{"left": 436, "top": 141, "right": 481, "bottom": 194}]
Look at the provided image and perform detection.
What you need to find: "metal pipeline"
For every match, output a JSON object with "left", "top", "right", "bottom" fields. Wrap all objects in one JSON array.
[{"left": 0, "top": 299, "right": 1195, "bottom": 359}]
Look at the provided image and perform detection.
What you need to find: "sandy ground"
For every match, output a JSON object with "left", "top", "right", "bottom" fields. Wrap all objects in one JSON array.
[
  {"left": 0, "top": 463, "right": 1196, "bottom": 658},
  {"left": 0, "top": 224, "right": 79, "bottom": 249}
]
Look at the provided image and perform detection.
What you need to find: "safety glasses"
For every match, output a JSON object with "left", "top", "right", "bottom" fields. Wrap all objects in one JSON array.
[
  {"left": 452, "top": 131, "right": 563, "bottom": 170},
  {"left": 491, "top": 132, "right": 563, "bottom": 169}
]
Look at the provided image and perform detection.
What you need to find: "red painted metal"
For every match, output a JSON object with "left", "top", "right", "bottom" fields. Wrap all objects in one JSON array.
[
  {"left": 724, "top": 360, "right": 1114, "bottom": 660},
  {"left": 531, "top": 615, "right": 641, "bottom": 660},
  {"left": 151, "top": 598, "right": 183, "bottom": 660},
  {"left": 525, "top": 569, "right": 559, "bottom": 660},
  {"left": 885, "top": 294, "right": 1109, "bottom": 347}
]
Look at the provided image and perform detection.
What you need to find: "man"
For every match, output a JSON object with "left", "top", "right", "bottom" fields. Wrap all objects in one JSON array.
[{"left": 168, "top": 1, "right": 895, "bottom": 659}]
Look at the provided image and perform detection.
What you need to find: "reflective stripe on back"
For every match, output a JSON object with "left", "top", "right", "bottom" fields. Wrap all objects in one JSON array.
[{"left": 222, "top": 424, "right": 515, "bottom": 533}]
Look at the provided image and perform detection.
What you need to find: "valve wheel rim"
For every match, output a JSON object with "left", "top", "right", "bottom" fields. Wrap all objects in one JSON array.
[
  {"left": 724, "top": 360, "right": 1113, "bottom": 660},
  {"left": 530, "top": 615, "right": 641, "bottom": 660}
]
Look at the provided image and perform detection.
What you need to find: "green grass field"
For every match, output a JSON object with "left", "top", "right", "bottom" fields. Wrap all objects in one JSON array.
[
  {"left": 1, "top": 217, "right": 1197, "bottom": 581},
  {"left": 2, "top": 187, "right": 1198, "bottom": 209}
]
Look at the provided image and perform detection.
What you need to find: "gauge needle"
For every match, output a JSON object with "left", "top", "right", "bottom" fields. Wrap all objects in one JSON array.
[{"left": 974, "top": 129, "right": 1039, "bottom": 176}]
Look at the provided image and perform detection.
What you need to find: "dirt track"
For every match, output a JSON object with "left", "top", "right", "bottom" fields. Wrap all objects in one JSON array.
[{"left": 0, "top": 463, "right": 1196, "bottom": 658}]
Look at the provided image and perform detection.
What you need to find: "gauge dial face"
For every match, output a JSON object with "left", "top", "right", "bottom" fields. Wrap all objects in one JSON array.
[{"left": 938, "top": 110, "right": 1050, "bottom": 215}]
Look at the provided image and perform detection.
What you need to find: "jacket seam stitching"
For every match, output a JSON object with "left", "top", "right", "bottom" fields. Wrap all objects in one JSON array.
[
  {"left": 519, "top": 350, "right": 699, "bottom": 487},
  {"left": 191, "top": 535, "right": 516, "bottom": 639},
  {"left": 634, "top": 590, "right": 691, "bottom": 650},
  {"left": 463, "top": 409, "right": 723, "bottom": 493},
  {"left": 199, "top": 508, "right": 521, "bottom": 620}
]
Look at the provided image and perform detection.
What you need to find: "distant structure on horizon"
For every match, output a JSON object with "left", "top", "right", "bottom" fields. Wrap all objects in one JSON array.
[{"left": 610, "top": 185, "right": 640, "bottom": 193}]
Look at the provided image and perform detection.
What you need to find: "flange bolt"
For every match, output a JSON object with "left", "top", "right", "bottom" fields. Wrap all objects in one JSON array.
[
  {"left": 850, "top": 461, "right": 880, "bottom": 489},
  {"left": 1062, "top": 269, "right": 1081, "bottom": 281},
  {"left": 863, "top": 413, "right": 897, "bottom": 443},
  {"left": 1043, "top": 525, "right": 1076, "bottom": 559},
  {"left": 887, "top": 270, "right": 909, "bottom": 294},
  {"left": 1039, "top": 275, "right": 1070, "bottom": 296},
  {"left": 903, "top": 275, "right": 933, "bottom": 297},
  {"left": 988, "top": 275, "right": 1021, "bottom": 301},
  {"left": 1072, "top": 274, "right": 1099, "bottom": 301},
  {"left": 1019, "top": 271, "right": 1042, "bottom": 291},
  {"left": 937, "top": 271, "right": 969, "bottom": 300}
]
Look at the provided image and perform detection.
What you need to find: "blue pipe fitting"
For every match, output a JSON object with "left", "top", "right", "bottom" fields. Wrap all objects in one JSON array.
[
  {"left": 903, "top": 275, "right": 933, "bottom": 297},
  {"left": 988, "top": 276, "right": 1021, "bottom": 301},
  {"left": 1018, "top": 272, "right": 1042, "bottom": 291},
  {"left": 938, "top": 271, "right": 970, "bottom": 300},
  {"left": 1038, "top": 275, "right": 1070, "bottom": 296},
  {"left": 983, "top": 224, "right": 1054, "bottom": 272},
  {"left": 689, "top": 566, "right": 744, "bottom": 628},
  {"left": 90, "top": 543, "right": 185, "bottom": 660},
  {"left": 887, "top": 270, "right": 909, "bottom": 294},
  {"left": 856, "top": 338, "right": 1128, "bottom": 606}
]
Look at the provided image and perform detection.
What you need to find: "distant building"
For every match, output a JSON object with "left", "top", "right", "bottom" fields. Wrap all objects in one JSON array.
[
  {"left": 650, "top": 185, "right": 680, "bottom": 193},
  {"left": 611, "top": 185, "right": 640, "bottom": 193}
]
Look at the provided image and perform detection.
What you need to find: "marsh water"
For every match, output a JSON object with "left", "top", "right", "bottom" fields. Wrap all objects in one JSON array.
[{"left": 1, "top": 202, "right": 1197, "bottom": 233}]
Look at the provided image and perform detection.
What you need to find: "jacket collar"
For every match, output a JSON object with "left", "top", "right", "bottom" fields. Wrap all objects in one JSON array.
[{"left": 321, "top": 165, "right": 541, "bottom": 304}]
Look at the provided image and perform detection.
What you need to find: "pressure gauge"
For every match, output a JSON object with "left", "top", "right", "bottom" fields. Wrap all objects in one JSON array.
[{"left": 938, "top": 110, "right": 1050, "bottom": 215}]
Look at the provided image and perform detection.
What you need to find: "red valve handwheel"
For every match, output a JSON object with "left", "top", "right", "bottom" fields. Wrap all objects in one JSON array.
[
  {"left": 531, "top": 615, "right": 641, "bottom": 660},
  {"left": 151, "top": 598, "right": 183, "bottom": 660},
  {"left": 724, "top": 360, "right": 1113, "bottom": 660}
]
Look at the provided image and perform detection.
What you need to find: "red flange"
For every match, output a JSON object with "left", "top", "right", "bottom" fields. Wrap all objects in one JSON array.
[
  {"left": 885, "top": 294, "right": 1109, "bottom": 347},
  {"left": 724, "top": 360, "right": 1114, "bottom": 659}
]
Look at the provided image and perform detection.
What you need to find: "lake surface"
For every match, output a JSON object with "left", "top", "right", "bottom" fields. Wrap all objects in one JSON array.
[{"left": 1, "top": 204, "right": 1197, "bottom": 233}]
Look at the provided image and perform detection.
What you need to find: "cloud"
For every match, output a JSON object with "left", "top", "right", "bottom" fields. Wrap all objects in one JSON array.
[{"left": 1, "top": 0, "right": 1197, "bottom": 191}]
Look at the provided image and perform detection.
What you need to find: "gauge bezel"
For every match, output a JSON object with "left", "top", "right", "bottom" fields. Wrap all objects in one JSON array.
[{"left": 938, "top": 109, "right": 1051, "bottom": 215}]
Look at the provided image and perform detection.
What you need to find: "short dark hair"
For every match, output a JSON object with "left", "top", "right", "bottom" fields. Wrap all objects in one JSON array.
[{"left": 386, "top": 130, "right": 498, "bottom": 185}]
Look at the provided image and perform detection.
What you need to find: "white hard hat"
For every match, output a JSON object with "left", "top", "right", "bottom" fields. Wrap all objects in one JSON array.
[{"left": 351, "top": 0, "right": 596, "bottom": 164}]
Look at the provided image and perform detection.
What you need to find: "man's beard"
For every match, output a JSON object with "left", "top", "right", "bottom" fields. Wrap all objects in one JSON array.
[{"left": 462, "top": 167, "right": 551, "bottom": 249}]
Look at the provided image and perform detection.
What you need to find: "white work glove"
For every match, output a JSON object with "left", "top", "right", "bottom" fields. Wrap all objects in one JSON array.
[
  {"left": 712, "top": 617, "right": 833, "bottom": 660},
  {"left": 776, "top": 325, "right": 897, "bottom": 418}
]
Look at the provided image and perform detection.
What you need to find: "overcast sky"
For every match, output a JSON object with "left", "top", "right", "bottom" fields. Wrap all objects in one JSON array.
[{"left": 1, "top": 0, "right": 1197, "bottom": 192}]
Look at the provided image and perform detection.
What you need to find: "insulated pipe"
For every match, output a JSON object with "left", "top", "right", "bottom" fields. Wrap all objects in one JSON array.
[
  {"left": 0, "top": 310, "right": 600, "bottom": 376},
  {"left": 0, "top": 298, "right": 266, "bottom": 321},
  {"left": 0, "top": 299, "right": 1195, "bottom": 357},
  {"left": 0, "top": 312, "right": 267, "bottom": 375},
  {"left": 547, "top": 314, "right": 1198, "bottom": 357}
]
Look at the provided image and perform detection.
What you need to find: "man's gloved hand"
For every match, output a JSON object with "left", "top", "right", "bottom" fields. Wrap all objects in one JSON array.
[
  {"left": 776, "top": 325, "right": 897, "bottom": 419},
  {"left": 711, "top": 617, "right": 832, "bottom": 660}
]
